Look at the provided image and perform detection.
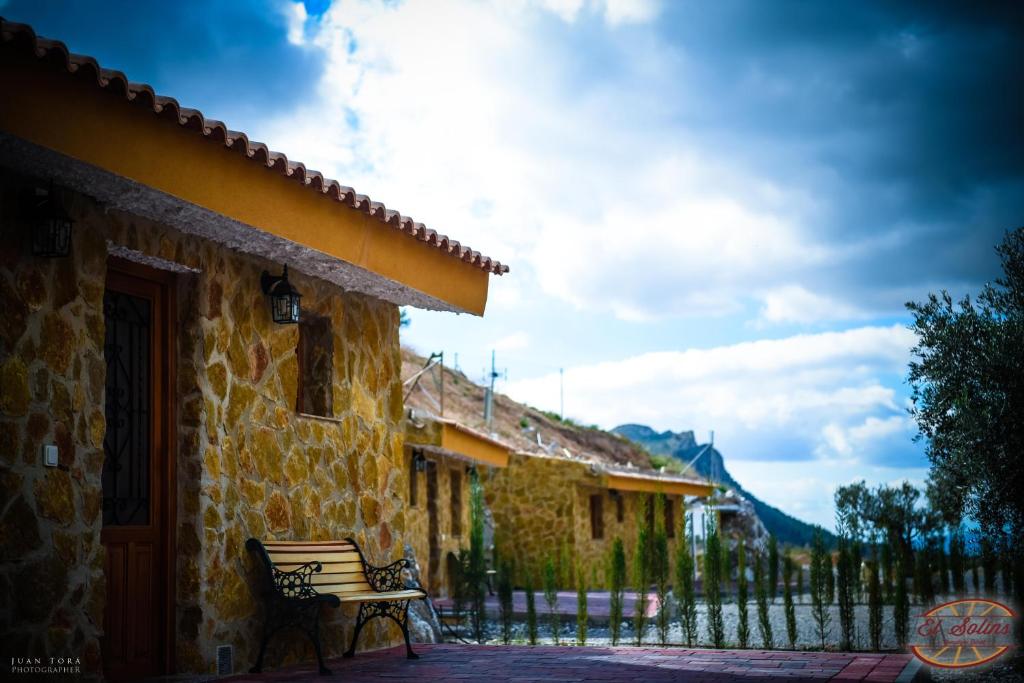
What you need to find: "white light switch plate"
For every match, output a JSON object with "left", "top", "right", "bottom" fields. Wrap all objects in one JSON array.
[{"left": 43, "top": 444, "right": 59, "bottom": 467}]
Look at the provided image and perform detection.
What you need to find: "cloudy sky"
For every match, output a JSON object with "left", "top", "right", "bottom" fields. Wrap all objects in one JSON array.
[{"left": 8, "top": 0, "right": 1022, "bottom": 529}]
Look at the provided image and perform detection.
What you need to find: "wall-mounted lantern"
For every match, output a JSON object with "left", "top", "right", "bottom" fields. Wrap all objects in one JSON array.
[
  {"left": 260, "top": 264, "right": 302, "bottom": 324},
  {"left": 31, "top": 182, "right": 73, "bottom": 258},
  {"left": 412, "top": 449, "right": 428, "bottom": 473}
]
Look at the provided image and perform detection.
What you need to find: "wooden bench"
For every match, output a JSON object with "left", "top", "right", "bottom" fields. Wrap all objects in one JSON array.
[{"left": 247, "top": 538, "right": 427, "bottom": 675}]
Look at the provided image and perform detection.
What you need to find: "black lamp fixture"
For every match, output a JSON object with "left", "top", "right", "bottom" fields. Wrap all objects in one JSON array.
[
  {"left": 31, "top": 181, "right": 73, "bottom": 258},
  {"left": 412, "top": 449, "right": 428, "bottom": 472},
  {"left": 260, "top": 264, "right": 302, "bottom": 324}
]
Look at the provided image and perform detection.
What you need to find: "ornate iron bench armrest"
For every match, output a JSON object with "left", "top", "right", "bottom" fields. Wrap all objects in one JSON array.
[
  {"left": 363, "top": 558, "right": 420, "bottom": 593},
  {"left": 271, "top": 561, "right": 326, "bottom": 600}
]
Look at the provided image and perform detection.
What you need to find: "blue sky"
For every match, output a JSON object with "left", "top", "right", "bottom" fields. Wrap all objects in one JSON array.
[{"left": 7, "top": 0, "right": 1021, "bottom": 529}]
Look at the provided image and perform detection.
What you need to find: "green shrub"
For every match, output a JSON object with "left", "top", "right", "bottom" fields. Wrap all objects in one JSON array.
[
  {"left": 609, "top": 538, "right": 626, "bottom": 645},
  {"left": 836, "top": 536, "right": 856, "bottom": 651},
  {"left": 736, "top": 542, "right": 749, "bottom": 648},
  {"left": 754, "top": 551, "right": 773, "bottom": 649},
  {"left": 526, "top": 573, "right": 538, "bottom": 645},
  {"left": 652, "top": 494, "right": 671, "bottom": 645},
  {"left": 576, "top": 562, "right": 588, "bottom": 645},
  {"left": 868, "top": 556, "right": 882, "bottom": 651},
  {"left": 634, "top": 499, "right": 651, "bottom": 645},
  {"left": 783, "top": 550, "right": 797, "bottom": 649},
  {"left": 881, "top": 542, "right": 894, "bottom": 603},
  {"left": 467, "top": 469, "right": 487, "bottom": 643},
  {"left": 796, "top": 558, "right": 804, "bottom": 604},
  {"left": 894, "top": 554, "right": 909, "bottom": 648},
  {"left": 498, "top": 559, "right": 514, "bottom": 645},
  {"left": 544, "top": 557, "right": 560, "bottom": 645},
  {"left": 703, "top": 516, "right": 725, "bottom": 647},
  {"left": 809, "top": 528, "right": 832, "bottom": 649},
  {"left": 768, "top": 535, "right": 779, "bottom": 603},
  {"left": 675, "top": 519, "right": 698, "bottom": 646}
]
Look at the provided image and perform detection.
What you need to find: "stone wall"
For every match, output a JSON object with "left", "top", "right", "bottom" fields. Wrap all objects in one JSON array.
[
  {"left": 483, "top": 452, "right": 687, "bottom": 589},
  {"left": 404, "top": 447, "right": 472, "bottom": 598},
  {"left": 0, "top": 174, "right": 410, "bottom": 675}
]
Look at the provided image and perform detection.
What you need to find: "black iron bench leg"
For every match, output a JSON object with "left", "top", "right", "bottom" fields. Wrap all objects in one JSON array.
[
  {"left": 399, "top": 601, "right": 419, "bottom": 659},
  {"left": 344, "top": 603, "right": 367, "bottom": 658},
  {"left": 308, "top": 614, "right": 332, "bottom": 675}
]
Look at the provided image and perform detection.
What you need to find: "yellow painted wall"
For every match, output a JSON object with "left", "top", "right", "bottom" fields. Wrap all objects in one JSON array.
[{"left": 0, "top": 53, "right": 491, "bottom": 314}]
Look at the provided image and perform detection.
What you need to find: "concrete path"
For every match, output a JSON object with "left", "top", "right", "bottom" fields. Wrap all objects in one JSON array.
[{"left": 226, "top": 643, "right": 919, "bottom": 682}]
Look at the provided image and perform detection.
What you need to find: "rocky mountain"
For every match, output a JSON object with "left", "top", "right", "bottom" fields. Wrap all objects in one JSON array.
[{"left": 613, "top": 424, "right": 829, "bottom": 547}]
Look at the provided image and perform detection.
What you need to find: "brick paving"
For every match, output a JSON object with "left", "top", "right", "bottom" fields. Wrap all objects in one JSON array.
[{"left": 226, "top": 644, "right": 918, "bottom": 682}]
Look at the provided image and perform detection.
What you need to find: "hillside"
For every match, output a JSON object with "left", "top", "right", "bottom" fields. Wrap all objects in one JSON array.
[
  {"left": 401, "top": 348, "right": 651, "bottom": 468},
  {"left": 613, "top": 424, "right": 830, "bottom": 547}
]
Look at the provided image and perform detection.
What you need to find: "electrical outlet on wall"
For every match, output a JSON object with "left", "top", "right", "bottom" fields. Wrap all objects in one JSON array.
[{"left": 42, "top": 444, "right": 58, "bottom": 467}]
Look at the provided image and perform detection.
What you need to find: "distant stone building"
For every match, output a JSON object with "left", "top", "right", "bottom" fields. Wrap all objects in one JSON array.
[
  {"left": 403, "top": 412, "right": 512, "bottom": 598},
  {"left": 483, "top": 451, "right": 715, "bottom": 588},
  {"left": 0, "top": 18, "right": 506, "bottom": 680}
]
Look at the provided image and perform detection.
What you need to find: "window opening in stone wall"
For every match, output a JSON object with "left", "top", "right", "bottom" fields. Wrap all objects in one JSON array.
[
  {"left": 297, "top": 314, "right": 333, "bottom": 417},
  {"left": 590, "top": 494, "right": 604, "bottom": 540},
  {"left": 612, "top": 490, "right": 624, "bottom": 523},
  {"left": 450, "top": 468, "right": 462, "bottom": 537}
]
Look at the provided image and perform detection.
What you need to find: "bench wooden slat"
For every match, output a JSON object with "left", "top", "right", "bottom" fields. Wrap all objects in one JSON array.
[
  {"left": 262, "top": 540, "right": 357, "bottom": 547},
  {"left": 336, "top": 589, "right": 425, "bottom": 603},
  {"left": 264, "top": 545, "right": 357, "bottom": 554},
  {"left": 312, "top": 582, "right": 376, "bottom": 594},
  {"left": 267, "top": 551, "right": 362, "bottom": 564}
]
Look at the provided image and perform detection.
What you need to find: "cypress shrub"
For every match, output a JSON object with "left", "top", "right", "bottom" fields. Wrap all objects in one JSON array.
[
  {"left": 796, "top": 558, "right": 804, "bottom": 604},
  {"left": 982, "top": 539, "right": 997, "bottom": 594},
  {"left": 674, "top": 518, "right": 698, "bottom": 646},
  {"left": 634, "top": 498, "right": 651, "bottom": 645},
  {"left": 768, "top": 534, "right": 779, "bottom": 603},
  {"left": 543, "top": 557, "right": 560, "bottom": 645},
  {"left": 497, "top": 559, "right": 514, "bottom": 644},
  {"left": 754, "top": 551, "right": 773, "bottom": 649},
  {"left": 825, "top": 551, "right": 835, "bottom": 606},
  {"left": 526, "top": 573, "right": 539, "bottom": 645},
  {"left": 609, "top": 538, "right": 626, "bottom": 646},
  {"left": 783, "top": 551, "right": 797, "bottom": 649},
  {"left": 704, "top": 516, "right": 725, "bottom": 648},
  {"left": 881, "top": 542, "right": 894, "bottom": 604},
  {"left": 837, "top": 536, "right": 856, "bottom": 651},
  {"left": 915, "top": 547, "right": 933, "bottom": 605},
  {"left": 971, "top": 553, "right": 980, "bottom": 594},
  {"left": 868, "top": 556, "right": 882, "bottom": 652},
  {"left": 653, "top": 494, "right": 671, "bottom": 645},
  {"left": 894, "top": 554, "right": 909, "bottom": 648},
  {"left": 809, "top": 528, "right": 832, "bottom": 650},
  {"left": 736, "top": 542, "right": 750, "bottom": 648},
  {"left": 467, "top": 470, "right": 487, "bottom": 643},
  {"left": 576, "top": 561, "right": 588, "bottom": 646},
  {"left": 1000, "top": 542, "right": 1014, "bottom": 596}
]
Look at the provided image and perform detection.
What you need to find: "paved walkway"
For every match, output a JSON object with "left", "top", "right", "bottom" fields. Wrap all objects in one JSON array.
[{"left": 226, "top": 644, "right": 919, "bottom": 682}]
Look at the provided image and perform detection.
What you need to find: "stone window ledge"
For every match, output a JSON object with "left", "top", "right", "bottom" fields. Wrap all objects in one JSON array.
[{"left": 296, "top": 412, "right": 344, "bottom": 425}]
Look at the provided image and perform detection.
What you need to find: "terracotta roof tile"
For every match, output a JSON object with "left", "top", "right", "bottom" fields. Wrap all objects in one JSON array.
[{"left": 0, "top": 17, "right": 509, "bottom": 275}]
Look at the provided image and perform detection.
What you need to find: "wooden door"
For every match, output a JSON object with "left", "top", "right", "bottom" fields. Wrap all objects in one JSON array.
[{"left": 101, "top": 260, "right": 175, "bottom": 680}]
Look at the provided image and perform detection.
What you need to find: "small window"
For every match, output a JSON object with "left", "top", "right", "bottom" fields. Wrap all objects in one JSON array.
[
  {"left": 613, "top": 491, "right": 624, "bottom": 523},
  {"left": 450, "top": 468, "right": 462, "bottom": 537},
  {"left": 589, "top": 494, "right": 604, "bottom": 540},
  {"left": 297, "top": 314, "right": 333, "bottom": 417},
  {"left": 664, "top": 498, "right": 675, "bottom": 539}
]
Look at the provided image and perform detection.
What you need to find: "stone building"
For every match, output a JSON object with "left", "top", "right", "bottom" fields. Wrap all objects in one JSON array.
[
  {"left": 483, "top": 451, "right": 714, "bottom": 588},
  {"left": 0, "top": 18, "right": 507, "bottom": 680},
  {"left": 403, "top": 412, "right": 512, "bottom": 598}
]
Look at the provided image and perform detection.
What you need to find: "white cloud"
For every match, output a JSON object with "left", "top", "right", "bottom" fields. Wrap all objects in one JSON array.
[
  {"left": 504, "top": 324, "right": 919, "bottom": 460},
  {"left": 757, "top": 285, "right": 867, "bottom": 325},
  {"left": 256, "top": 0, "right": 873, "bottom": 325},
  {"left": 491, "top": 331, "right": 531, "bottom": 352},
  {"left": 281, "top": 0, "right": 309, "bottom": 46}
]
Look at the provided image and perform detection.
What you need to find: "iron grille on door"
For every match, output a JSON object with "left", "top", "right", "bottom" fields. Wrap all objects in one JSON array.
[{"left": 102, "top": 290, "right": 151, "bottom": 526}]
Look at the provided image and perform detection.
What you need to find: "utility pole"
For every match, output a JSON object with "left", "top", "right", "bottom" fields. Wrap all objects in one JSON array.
[{"left": 484, "top": 350, "right": 499, "bottom": 427}]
